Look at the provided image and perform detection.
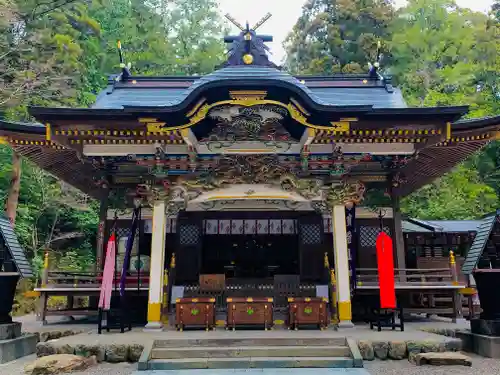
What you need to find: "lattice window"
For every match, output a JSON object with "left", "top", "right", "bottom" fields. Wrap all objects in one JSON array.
[
  {"left": 359, "top": 226, "right": 391, "bottom": 247},
  {"left": 115, "top": 227, "right": 140, "bottom": 239},
  {"left": 179, "top": 224, "right": 200, "bottom": 246},
  {"left": 300, "top": 224, "right": 322, "bottom": 245}
]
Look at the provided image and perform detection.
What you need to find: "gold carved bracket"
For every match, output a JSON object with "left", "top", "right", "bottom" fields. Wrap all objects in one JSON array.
[{"left": 142, "top": 92, "right": 353, "bottom": 134}]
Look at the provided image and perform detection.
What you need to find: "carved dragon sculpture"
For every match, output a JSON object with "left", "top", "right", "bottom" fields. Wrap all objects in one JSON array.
[{"left": 325, "top": 180, "right": 366, "bottom": 206}]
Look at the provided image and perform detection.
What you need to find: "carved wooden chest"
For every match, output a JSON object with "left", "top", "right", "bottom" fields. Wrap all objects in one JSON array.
[
  {"left": 175, "top": 297, "right": 216, "bottom": 331},
  {"left": 226, "top": 297, "right": 273, "bottom": 330},
  {"left": 288, "top": 297, "right": 328, "bottom": 329}
]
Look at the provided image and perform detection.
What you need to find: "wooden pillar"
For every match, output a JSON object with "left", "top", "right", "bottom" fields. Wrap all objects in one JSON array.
[
  {"left": 5, "top": 150, "right": 21, "bottom": 224},
  {"left": 95, "top": 190, "right": 109, "bottom": 273},
  {"left": 392, "top": 194, "right": 407, "bottom": 281},
  {"left": 36, "top": 251, "right": 49, "bottom": 323},
  {"left": 145, "top": 201, "right": 167, "bottom": 331},
  {"left": 450, "top": 250, "right": 465, "bottom": 323},
  {"left": 332, "top": 204, "right": 353, "bottom": 328}
]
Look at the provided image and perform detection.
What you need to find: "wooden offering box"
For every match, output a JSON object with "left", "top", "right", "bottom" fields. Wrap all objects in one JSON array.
[
  {"left": 288, "top": 297, "right": 328, "bottom": 330},
  {"left": 226, "top": 297, "right": 273, "bottom": 330},
  {"left": 175, "top": 297, "right": 216, "bottom": 331}
]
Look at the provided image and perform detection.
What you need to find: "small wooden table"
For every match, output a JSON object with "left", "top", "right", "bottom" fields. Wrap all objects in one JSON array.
[
  {"left": 288, "top": 297, "right": 328, "bottom": 330},
  {"left": 226, "top": 297, "right": 273, "bottom": 330},
  {"left": 175, "top": 297, "right": 216, "bottom": 331}
]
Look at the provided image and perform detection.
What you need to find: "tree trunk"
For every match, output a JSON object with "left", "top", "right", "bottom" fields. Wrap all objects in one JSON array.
[{"left": 5, "top": 151, "right": 21, "bottom": 225}]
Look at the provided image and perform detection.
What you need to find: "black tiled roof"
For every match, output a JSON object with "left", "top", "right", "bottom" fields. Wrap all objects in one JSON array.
[
  {"left": 93, "top": 66, "right": 405, "bottom": 109},
  {"left": 0, "top": 215, "right": 33, "bottom": 278},
  {"left": 462, "top": 210, "right": 500, "bottom": 275}
]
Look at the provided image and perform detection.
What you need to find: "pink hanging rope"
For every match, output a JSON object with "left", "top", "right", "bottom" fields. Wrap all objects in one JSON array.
[{"left": 98, "top": 233, "right": 116, "bottom": 310}]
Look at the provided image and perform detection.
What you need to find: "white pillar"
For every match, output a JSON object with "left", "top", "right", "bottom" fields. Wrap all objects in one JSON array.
[
  {"left": 332, "top": 204, "right": 353, "bottom": 327},
  {"left": 145, "top": 201, "right": 167, "bottom": 331}
]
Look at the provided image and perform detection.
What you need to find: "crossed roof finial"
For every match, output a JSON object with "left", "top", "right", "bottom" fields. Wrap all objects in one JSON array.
[
  {"left": 221, "top": 12, "right": 276, "bottom": 68},
  {"left": 224, "top": 12, "right": 272, "bottom": 32}
]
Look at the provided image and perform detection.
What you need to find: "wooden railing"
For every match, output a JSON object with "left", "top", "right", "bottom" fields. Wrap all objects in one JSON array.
[
  {"left": 183, "top": 279, "right": 317, "bottom": 312},
  {"left": 356, "top": 268, "right": 454, "bottom": 285}
]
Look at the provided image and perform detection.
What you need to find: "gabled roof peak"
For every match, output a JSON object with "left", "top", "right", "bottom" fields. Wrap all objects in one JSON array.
[{"left": 220, "top": 13, "right": 278, "bottom": 69}]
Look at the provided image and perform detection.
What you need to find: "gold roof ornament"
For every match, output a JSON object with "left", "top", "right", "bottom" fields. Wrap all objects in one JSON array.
[{"left": 242, "top": 54, "right": 254, "bottom": 65}]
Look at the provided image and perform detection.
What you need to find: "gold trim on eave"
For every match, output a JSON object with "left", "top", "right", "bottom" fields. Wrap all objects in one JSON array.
[
  {"left": 145, "top": 98, "right": 352, "bottom": 133},
  {"left": 45, "top": 123, "right": 51, "bottom": 141}
]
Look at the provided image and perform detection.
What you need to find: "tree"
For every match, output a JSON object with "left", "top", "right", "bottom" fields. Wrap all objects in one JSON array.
[
  {"left": 401, "top": 164, "right": 498, "bottom": 220},
  {"left": 389, "top": 0, "right": 498, "bottom": 117},
  {"left": 1, "top": 0, "right": 102, "bottom": 119},
  {"left": 158, "top": 0, "right": 228, "bottom": 75},
  {"left": 284, "top": 0, "right": 395, "bottom": 74}
]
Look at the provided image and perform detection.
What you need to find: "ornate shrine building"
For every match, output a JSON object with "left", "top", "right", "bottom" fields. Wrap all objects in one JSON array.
[{"left": 1, "top": 20, "right": 500, "bottom": 329}]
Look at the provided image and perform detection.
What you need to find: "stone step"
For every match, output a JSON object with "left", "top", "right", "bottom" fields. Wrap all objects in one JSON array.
[
  {"left": 147, "top": 357, "right": 355, "bottom": 370},
  {"left": 133, "top": 368, "right": 372, "bottom": 375},
  {"left": 153, "top": 337, "right": 347, "bottom": 348},
  {"left": 150, "top": 345, "right": 351, "bottom": 359}
]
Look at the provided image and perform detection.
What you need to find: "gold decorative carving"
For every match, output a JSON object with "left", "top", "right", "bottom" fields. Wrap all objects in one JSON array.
[
  {"left": 186, "top": 98, "right": 207, "bottom": 118},
  {"left": 146, "top": 122, "right": 167, "bottom": 132},
  {"left": 325, "top": 180, "right": 366, "bottom": 205},
  {"left": 147, "top": 98, "right": 352, "bottom": 132},
  {"left": 229, "top": 90, "right": 267, "bottom": 101}
]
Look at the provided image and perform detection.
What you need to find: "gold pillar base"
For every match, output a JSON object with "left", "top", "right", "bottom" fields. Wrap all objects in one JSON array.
[{"left": 338, "top": 300, "right": 352, "bottom": 322}]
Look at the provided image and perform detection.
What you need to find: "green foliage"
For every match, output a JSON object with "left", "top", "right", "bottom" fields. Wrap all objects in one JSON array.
[
  {"left": 0, "top": 0, "right": 228, "bottom": 291},
  {"left": 401, "top": 165, "right": 498, "bottom": 219},
  {"left": 285, "top": 0, "right": 394, "bottom": 74},
  {"left": 0, "top": 145, "right": 99, "bottom": 279},
  {"left": 389, "top": 0, "right": 499, "bottom": 117},
  {"left": 286, "top": 0, "right": 500, "bottom": 220}
]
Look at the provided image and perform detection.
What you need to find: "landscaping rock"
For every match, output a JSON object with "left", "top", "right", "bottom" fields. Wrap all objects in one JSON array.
[
  {"left": 358, "top": 340, "right": 374, "bottom": 361},
  {"left": 55, "top": 344, "right": 74, "bottom": 355},
  {"left": 421, "top": 340, "right": 441, "bottom": 353},
  {"left": 414, "top": 352, "right": 472, "bottom": 366},
  {"left": 406, "top": 340, "right": 422, "bottom": 363},
  {"left": 61, "top": 330, "right": 74, "bottom": 337},
  {"left": 388, "top": 341, "right": 407, "bottom": 359},
  {"left": 36, "top": 342, "right": 56, "bottom": 357},
  {"left": 24, "top": 354, "right": 97, "bottom": 375},
  {"left": 128, "top": 344, "right": 144, "bottom": 362},
  {"left": 105, "top": 344, "right": 128, "bottom": 363},
  {"left": 74, "top": 344, "right": 105, "bottom": 362},
  {"left": 33, "top": 332, "right": 41, "bottom": 343},
  {"left": 39, "top": 332, "right": 50, "bottom": 343},
  {"left": 444, "top": 339, "right": 462, "bottom": 352},
  {"left": 372, "top": 341, "right": 389, "bottom": 360},
  {"left": 48, "top": 331, "right": 61, "bottom": 341}
]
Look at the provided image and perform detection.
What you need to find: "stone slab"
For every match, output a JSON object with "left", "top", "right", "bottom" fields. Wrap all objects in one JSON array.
[
  {"left": 471, "top": 319, "right": 500, "bottom": 336},
  {"left": 0, "top": 333, "right": 38, "bottom": 363},
  {"left": 0, "top": 322, "right": 21, "bottom": 340},
  {"left": 132, "top": 369, "right": 371, "bottom": 375},
  {"left": 456, "top": 329, "right": 500, "bottom": 358},
  {"left": 413, "top": 352, "right": 472, "bottom": 366},
  {"left": 147, "top": 357, "right": 355, "bottom": 370},
  {"left": 150, "top": 346, "right": 351, "bottom": 359}
]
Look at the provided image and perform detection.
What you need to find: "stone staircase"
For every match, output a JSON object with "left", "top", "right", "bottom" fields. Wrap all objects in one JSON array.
[{"left": 138, "top": 337, "right": 363, "bottom": 370}]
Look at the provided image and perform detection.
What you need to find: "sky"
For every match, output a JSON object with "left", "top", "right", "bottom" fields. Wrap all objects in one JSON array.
[{"left": 218, "top": 0, "right": 495, "bottom": 63}]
